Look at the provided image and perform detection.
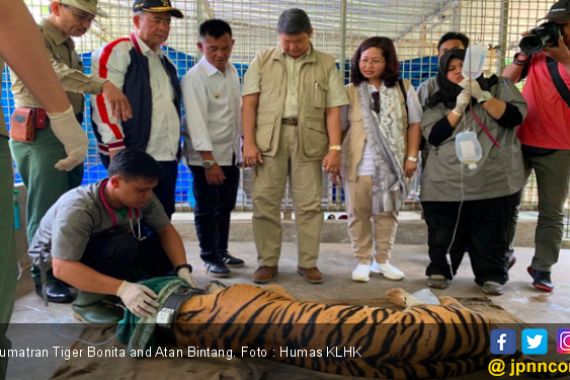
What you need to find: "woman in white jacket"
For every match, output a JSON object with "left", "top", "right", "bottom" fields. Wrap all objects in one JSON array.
[{"left": 341, "top": 37, "right": 422, "bottom": 283}]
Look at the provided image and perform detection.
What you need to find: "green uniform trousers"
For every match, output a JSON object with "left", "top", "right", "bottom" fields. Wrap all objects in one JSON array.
[
  {"left": 525, "top": 150, "right": 570, "bottom": 272},
  {"left": 252, "top": 125, "right": 324, "bottom": 268},
  {"left": 10, "top": 125, "right": 83, "bottom": 244},
  {"left": 0, "top": 138, "right": 17, "bottom": 379}
]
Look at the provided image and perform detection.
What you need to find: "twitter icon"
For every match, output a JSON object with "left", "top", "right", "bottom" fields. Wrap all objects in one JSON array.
[{"left": 522, "top": 329, "right": 548, "bottom": 355}]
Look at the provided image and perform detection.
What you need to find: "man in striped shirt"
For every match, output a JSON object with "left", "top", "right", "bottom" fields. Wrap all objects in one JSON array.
[{"left": 91, "top": 0, "right": 183, "bottom": 219}]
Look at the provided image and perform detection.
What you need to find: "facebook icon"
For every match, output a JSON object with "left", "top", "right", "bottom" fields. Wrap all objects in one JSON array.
[{"left": 491, "top": 329, "right": 517, "bottom": 355}]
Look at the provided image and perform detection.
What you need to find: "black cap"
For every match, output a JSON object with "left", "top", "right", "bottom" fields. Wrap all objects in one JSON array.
[
  {"left": 546, "top": 0, "right": 570, "bottom": 23},
  {"left": 132, "top": 0, "right": 183, "bottom": 18}
]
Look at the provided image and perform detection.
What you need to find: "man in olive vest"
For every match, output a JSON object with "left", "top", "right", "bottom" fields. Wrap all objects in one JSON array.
[{"left": 242, "top": 8, "right": 348, "bottom": 284}]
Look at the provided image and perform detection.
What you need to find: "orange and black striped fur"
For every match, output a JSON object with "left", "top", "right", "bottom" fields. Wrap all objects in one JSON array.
[{"left": 174, "top": 283, "right": 491, "bottom": 379}]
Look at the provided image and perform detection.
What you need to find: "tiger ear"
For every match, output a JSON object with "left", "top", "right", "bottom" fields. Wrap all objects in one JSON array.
[{"left": 206, "top": 280, "right": 227, "bottom": 295}]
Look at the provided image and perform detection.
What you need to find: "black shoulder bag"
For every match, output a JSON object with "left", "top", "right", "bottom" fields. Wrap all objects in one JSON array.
[{"left": 546, "top": 57, "right": 570, "bottom": 108}]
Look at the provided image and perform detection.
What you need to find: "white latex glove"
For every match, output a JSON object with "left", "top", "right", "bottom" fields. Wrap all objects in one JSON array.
[
  {"left": 452, "top": 89, "right": 472, "bottom": 116},
  {"left": 47, "top": 106, "right": 88, "bottom": 171},
  {"left": 177, "top": 267, "right": 199, "bottom": 288},
  {"left": 459, "top": 78, "right": 492, "bottom": 103},
  {"left": 116, "top": 281, "right": 160, "bottom": 318}
]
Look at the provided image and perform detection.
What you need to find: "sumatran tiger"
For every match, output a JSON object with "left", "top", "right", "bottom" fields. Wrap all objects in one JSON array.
[{"left": 173, "top": 283, "right": 491, "bottom": 379}]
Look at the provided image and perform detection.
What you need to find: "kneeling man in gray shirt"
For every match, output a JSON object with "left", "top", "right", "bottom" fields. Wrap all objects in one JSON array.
[{"left": 29, "top": 149, "right": 197, "bottom": 323}]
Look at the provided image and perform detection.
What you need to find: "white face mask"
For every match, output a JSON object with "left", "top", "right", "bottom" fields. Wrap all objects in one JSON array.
[{"left": 455, "top": 130, "right": 482, "bottom": 170}]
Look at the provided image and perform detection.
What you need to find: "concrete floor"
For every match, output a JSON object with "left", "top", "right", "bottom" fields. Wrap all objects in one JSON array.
[
  {"left": 7, "top": 241, "right": 570, "bottom": 379},
  {"left": 11, "top": 242, "right": 570, "bottom": 324}
]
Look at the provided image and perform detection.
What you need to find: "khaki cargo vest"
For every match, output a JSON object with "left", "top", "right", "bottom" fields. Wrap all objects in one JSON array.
[
  {"left": 255, "top": 46, "right": 337, "bottom": 160},
  {"left": 342, "top": 81, "right": 410, "bottom": 182}
]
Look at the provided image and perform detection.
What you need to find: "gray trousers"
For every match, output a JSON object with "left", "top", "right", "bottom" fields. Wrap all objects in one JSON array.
[{"left": 526, "top": 150, "right": 570, "bottom": 272}]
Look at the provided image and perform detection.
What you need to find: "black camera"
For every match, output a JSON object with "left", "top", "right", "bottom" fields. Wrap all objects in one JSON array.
[{"left": 519, "top": 22, "right": 561, "bottom": 55}]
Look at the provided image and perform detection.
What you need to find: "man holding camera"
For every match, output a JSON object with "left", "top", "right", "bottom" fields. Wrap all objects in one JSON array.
[{"left": 503, "top": 0, "right": 570, "bottom": 292}]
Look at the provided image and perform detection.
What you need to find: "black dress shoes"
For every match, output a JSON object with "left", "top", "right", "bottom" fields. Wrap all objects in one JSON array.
[{"left": 35, "top": 281, "right": 76, "bottom": 304}]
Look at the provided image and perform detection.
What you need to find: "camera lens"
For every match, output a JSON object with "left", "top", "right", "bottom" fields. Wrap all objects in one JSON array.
[
  {"left": 520, "top": 35, "right": 544, "bottom": 55},
  {"left": 519, "top": 22, "right": 560, "bottom": 56}
]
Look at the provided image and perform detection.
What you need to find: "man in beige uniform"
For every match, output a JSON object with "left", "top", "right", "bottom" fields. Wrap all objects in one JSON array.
[
  {"left": 1, "top": 0, "right": 94, "bottom": 374},
  {"left": 10, "top": 0, "right": 131, "bottom": 303},
  {"left": 242, "top": 8, "right": 348, "bottom": 284}
]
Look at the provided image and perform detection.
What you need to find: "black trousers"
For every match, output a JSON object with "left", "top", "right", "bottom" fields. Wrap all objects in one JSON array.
[
  {"left": 81, "top": 230, "right": 173, "bottom": 281},
  {"left": 189, "top": 165, "right": 240, "bottom": 263},
  {"left": 101, "top": 155, "right": 178, "bottom": 219},
  {"left": 505, "top": 190, "right": 522, "bottom": 255},
  {"left": 422, "top": 194, "right": 516, "bottom": 285}
]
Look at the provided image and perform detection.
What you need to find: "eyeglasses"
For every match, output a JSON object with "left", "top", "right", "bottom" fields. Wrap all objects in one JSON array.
[
  {"left": 62, "top": 4, "right": 95, "bottom": 23},
  {"left": 359, "top": 59, "right": 386, "bottom": 66}
]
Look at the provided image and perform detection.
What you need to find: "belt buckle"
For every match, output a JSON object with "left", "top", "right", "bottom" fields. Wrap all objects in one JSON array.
[
  {"left": 156, "top": 286, "right": 205, "bottom": 328},
  {"left": 282, "top": 117, "right": 298, "bottom": 126}
]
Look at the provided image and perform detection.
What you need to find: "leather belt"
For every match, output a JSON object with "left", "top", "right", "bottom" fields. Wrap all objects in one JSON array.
[
  {"left": 281, "top": 117, "right": 298, "bottom": 126},
  {"left": 155, "top": 284, "right": 205, "bottom": 344}
]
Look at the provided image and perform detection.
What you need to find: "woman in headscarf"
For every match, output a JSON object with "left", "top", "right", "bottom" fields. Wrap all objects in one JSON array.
[
  {"left": 421, "top": 48, "right": 527, "bottom": 295},
  {"left": 341, "top": 36, "right": 423, "bottom": 283}
]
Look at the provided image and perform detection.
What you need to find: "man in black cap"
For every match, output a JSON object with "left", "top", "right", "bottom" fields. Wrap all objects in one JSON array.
[
  {"left": 503, "top": 0, "right": 570, "bottom": 292},
  {"left": 91, "top": 0, "right": 183, "bottom": 220}
]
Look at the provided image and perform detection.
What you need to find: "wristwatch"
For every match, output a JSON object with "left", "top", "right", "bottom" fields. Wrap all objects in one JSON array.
[
  {"left": 513, "top": 52, "right": 530, "bottom": 66},
  {"left": 175, "top": 263, "right": 193, "bottom": 274},
  {"left": 203, "top": 159, "right": 217, "bottom": 169},
  {"left": 406, "top": 156, "right": 418, "bottom": 162},
  {"left": 329, "top": 145, "right": 342, "bottom": 151}
]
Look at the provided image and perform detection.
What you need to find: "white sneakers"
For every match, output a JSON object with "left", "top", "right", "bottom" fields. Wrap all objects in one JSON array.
[
  {"left": 371, "top": 260, "right": 405, "bottom": 281},
  {"left": 352, "top": 263, "right": 371, "bottom": 282},
  {"left": 352, "top": 260, "right": 405, "bottom": 282}
]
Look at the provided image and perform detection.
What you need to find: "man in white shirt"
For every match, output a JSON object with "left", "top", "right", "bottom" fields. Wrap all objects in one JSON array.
[
  {"left": 91, "top": 0, "right": 183, "bottom": 218},
  {"left": 181, "top": 19, "right": 244, "bottom": 278}
]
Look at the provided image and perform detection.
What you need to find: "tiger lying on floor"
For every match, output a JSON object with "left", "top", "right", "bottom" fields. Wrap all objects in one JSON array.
[{"left": 173, "top": 283, "right": 491, "bottom": 379}]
